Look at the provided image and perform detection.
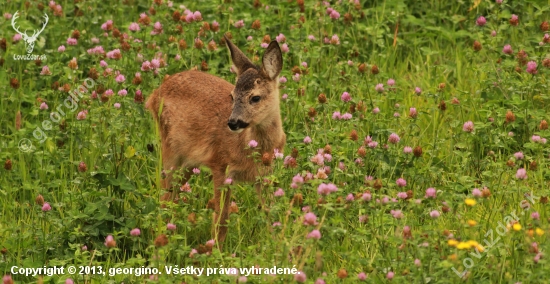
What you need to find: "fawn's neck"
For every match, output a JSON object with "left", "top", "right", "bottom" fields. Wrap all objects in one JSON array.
[{"left": 247, "top": 111, "right": 283, "bottom": 153}]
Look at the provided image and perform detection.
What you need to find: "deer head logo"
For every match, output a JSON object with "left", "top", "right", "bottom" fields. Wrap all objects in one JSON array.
[{"left": 11, "top": 11, "right": 48, "bottom": 54}]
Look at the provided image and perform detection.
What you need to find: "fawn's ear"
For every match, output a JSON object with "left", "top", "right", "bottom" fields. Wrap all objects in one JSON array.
[
  {"left": 261, "top": 41, "right": 283, "bottom": 80},
  {"left": 225, "top": 35, "right": 255, "bottom": 76}
]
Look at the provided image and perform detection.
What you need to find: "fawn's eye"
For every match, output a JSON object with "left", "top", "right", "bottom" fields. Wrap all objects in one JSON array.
[{"left": 251, "top": 96, "right": 261, "bottom": 103}]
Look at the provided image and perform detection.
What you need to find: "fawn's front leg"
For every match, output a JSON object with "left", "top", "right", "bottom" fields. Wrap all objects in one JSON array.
[{"left": 210, "top": 171, "right": 232, "bottom": 247}]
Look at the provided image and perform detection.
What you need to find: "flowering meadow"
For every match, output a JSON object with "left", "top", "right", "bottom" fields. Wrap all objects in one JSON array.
[{"left": 1, "top": 0, "right": 550, "bottom": 283}]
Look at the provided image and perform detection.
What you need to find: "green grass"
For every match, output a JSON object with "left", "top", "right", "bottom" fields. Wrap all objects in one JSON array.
[{"left": 1, "top": 0, "right": 549, "bottom": 283}]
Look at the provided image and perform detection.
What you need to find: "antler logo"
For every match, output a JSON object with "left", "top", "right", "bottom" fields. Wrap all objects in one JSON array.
[{"left": 11, "top": 11, "right": 49, "bottom": 54}]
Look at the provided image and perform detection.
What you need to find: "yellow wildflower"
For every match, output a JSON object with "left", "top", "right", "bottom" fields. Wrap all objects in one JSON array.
[
  {"left": 512, "top": 223, "right": 522, "bottom": 231},
  {"left": 448, "top": 239, "right": 459, "bottom": 247},
  {"left": 476, "top": 244, "right": 485, "bottom": 252},
  {"left": 457, "top": 242, "right": 472, "bottom": 250},
  {"left": 465, "top": 198, "right": 476, "bottom": 206}
]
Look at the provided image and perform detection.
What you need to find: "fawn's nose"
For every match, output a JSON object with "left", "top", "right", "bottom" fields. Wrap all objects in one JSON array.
[{"left": 228, "top": 119, "right": 249, "bottom": 131}]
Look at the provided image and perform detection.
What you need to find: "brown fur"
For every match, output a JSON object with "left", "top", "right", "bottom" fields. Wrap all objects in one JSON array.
[{"left": 146, "top": 37, "right": 285, "bottom": 245}]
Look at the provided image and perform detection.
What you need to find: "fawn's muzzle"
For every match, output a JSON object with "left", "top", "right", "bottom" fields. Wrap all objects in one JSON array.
[{"left": 227, "top": 119, "right": 249, "bottom": 131}]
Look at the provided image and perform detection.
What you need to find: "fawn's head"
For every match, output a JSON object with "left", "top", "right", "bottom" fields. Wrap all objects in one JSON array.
[{"left": 225, "top": 36, "right": 283, "bottom": 132}]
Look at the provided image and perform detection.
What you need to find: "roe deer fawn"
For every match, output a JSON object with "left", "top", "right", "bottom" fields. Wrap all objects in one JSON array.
[{"left": 146, "top": 35, "right": 286, "bottom": 245}]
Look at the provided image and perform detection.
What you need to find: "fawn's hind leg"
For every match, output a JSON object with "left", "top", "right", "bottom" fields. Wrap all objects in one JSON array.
[
  {"left": 254, "top": 183, "right": 269, "bottom": 213},
  {"left": 159, "top": 145, "right": 193, "bottom": 204},
  {"left": 161, "top": 168, "right": 193, "bottom": 203}
]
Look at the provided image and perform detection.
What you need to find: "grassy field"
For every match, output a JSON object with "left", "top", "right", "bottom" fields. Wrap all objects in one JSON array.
[{"left": 1, "top": 0, "right": 549, "bottom": 283}]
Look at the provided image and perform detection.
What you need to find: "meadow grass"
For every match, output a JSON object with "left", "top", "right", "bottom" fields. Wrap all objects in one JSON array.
[{"left": 0, "top": 0, "right": 549, "bottom": 283}]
